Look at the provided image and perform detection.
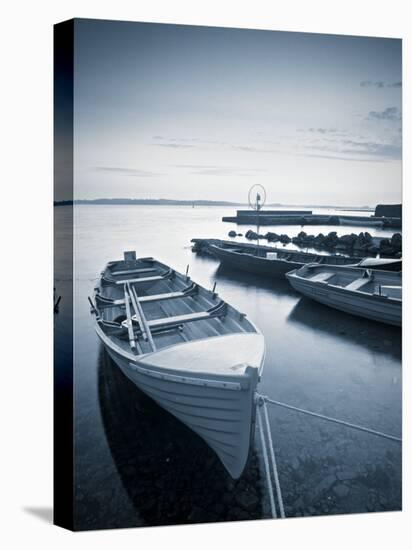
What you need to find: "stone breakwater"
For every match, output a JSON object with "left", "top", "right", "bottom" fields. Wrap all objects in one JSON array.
[{"left": 244, "top": 230, "right": 402, "bottom": 257}]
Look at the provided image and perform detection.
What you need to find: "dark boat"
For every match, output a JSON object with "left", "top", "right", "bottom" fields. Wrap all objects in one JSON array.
[{"left": 203, "top": 240, "right": 401, "bottom": 279}]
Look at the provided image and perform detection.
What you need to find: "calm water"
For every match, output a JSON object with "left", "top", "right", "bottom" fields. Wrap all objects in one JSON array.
[{"left": 55, "top": 205, "right": 401, "bottom": 529}]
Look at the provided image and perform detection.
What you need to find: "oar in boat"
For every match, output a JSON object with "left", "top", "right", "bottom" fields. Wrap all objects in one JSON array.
[
  {"left": 123, "top": 286, "right": 137, "bottom": 352},
  {"left": 126, "top": 281, "right": 157, "bottom": 352}
]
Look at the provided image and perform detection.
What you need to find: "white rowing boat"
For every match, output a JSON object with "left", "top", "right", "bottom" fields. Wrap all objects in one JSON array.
[
  {"left": 90, "top": 251, "right": 265, "bottom": 479},
  {"left": 286, "top": 264, "right": 402, "bottom": 326}
]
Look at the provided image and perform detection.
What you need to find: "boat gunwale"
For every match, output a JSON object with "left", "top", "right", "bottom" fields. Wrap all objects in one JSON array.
[
  {"left": 286, "top": 265, "right": 402, "bottom": 304},
  {"left": 94, "top": 256, "right": 266, "bottom": 378},
  {"left": 207, "top": 242, "right": 379, "bottom": 267},
  {"left": 95, "top": 321, "right": 265, "bottom": 379}
]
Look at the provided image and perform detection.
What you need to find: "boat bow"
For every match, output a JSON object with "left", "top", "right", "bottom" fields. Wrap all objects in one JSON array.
[{"left": 127, "top": 333, "right": 265, "bottom": 478}]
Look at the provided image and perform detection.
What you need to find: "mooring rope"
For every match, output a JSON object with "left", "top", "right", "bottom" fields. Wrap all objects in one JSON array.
[
  {"left": 263, "top": 396, "right": 402, "bottom": 443},
  {"left": 256, "top": 406, "right": 277, "bottom": 519},
  {"left": 262, "top": 400, "right": 285, "bottom": 518}
]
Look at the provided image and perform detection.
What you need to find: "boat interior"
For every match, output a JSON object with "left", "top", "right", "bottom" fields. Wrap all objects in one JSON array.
[
  {"left": 217, "top": 243, "right": 355, "bottom": 265},
  {"left": 94, "top": 253, "right": 258, "bottom": 356},
  {"left": 296, "top": 265, "right": 402, "bottom": 300}
]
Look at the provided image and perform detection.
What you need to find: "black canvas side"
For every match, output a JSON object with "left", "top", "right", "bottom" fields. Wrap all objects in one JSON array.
[{"left": 53, "top": 18, "right": 74, "bottom": 531}]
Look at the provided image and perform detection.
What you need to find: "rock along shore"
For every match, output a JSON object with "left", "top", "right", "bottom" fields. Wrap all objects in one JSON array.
[{"left": 243, "top": 230, "right": 402, "bottom": 257}]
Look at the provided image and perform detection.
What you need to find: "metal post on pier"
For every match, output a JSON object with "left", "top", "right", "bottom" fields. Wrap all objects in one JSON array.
[{"left": 248, "top": 184, "right": 266, "bottom": 257}]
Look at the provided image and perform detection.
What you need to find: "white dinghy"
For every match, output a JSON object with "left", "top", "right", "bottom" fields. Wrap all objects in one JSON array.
[
  {"left": 286, "top": 264, "right": 402, "bottom": 326},
  {"left": 90, "top": 251, "right": 265, "bottom": 479}
]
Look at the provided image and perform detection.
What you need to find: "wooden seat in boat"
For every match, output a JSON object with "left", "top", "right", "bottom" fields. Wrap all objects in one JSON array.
[
  {"left": 111, "top": 267, "right": 157, "bottom": 277},
  {"left": 345, "top": 278, "right": 369, "bottom": 291},
  {"left": 115, "top": 269, "right": 173, "bottom": 285},
  {"left": 309, "top": 271, "right": 334, "bottom": 283},
  {"left": 133, "top": 301, "right": 227, "bottom": 330}
]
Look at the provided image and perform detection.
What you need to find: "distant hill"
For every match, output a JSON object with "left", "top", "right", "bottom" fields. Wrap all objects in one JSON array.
[
  {"left": 54, "top": 198, "right": 245, "bottom": 207},
  {"left": 54, "top": 198, "right": 373, "bottom": 210}
]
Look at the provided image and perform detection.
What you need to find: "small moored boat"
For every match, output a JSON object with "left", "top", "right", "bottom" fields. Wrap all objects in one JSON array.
[
  {"left": 90, "top": 251, "right": 265, "bottom": 479},
  {"left": 206, "top": 241, "right": 401, "bottom": 279},
  {"left": 339, "top": 217, "right": 384, "bottom": 228},
  {"left": 286, "top": 264, "right": 402, "bottom": 326}
]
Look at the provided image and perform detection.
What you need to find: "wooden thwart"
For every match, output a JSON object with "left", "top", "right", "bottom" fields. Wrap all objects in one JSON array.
[
  {"left": 111, "top": 267, "right": 157, "bottom": 277},
  {"left": 310, "top": 272, "right": 334, "bottom": 283},
  {"left": 144, "top": 301, "right": 227, "bottom": 331},
  {"left": 115, "top": 268, "right": 173, "bottom": 285},
  {"left": 345, "top": 278, "right": 368, "bottom": 291},
  {"left": 96, "top": 283, "right": 197, "bottom": 308}
]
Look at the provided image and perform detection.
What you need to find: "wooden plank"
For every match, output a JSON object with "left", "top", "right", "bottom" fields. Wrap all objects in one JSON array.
[
  {"left": 115, "top": 269, "right": 173, "bottom": 285},
  {"left": 96, "top": 288, "right": 196, "bottom": 309},
  {"left": 345, "top": 278, "right": 368, "bottom": 291},
  {"left": 148, "top": 310, "right": 211, "bottom": 329},
  {"left": 310, "top": 272, "right": 334, "bottom": 283},
  {"left": 100, "top": 282, "right": 197, "bottom": 308},
  {"left": 139, "top": 289, "right": 193, "bottom": 303},
  {"left": 111, "top": 267, "right": 157, "bottom": 276}
]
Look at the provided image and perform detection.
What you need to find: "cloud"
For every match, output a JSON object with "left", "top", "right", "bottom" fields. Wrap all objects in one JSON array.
[
  {"left": 360, "top": 81, "right": 402, "bottom": 88},
  {"left": 301, "top": 152, "right": 387, "bottom": 163},
  {"left": 341, "top": 140, "right": 401, "bottom": 159},
  {"left": 173, "top": 164, "right": 267, "bottom": 176},
  {"left": 360, "top": 81, "right": 385, "bottom": 88},
  {"left": 94, "top": 166, "right": 161, "bottom": 177},
  {"left": 301, "top": 128, "right": 338, "bottom": 134},
  {"left": 304, "top": 138, "right": 401, "bottom": 161},
  {"left": 151, "top": 135, "right": 277, "bottom": 154},
  {"left": 230, "top": 144, "right": 278, "bottom": 153},
  {"left": 152, "top": 135, "right": 225, "bottom": 146},
  {"left": 368, "top": 106, "right": 401, "bottom": 121},
  {"left": 152, "top": 143, "right": 196, "bottom": 149},
  {"left": 151, "top": 128, "right": 402, "bottom": 165}
]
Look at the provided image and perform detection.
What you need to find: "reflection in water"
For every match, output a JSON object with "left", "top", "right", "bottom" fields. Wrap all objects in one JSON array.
[
  {"left": 213, "top": 263, "right": 298, "bottom": 298},
  {"left": 67, "top": 205, "right": 401, "bottom": 528},
  {"left": 97, "top": 347, "right": 264, "bottom": 527},
  {"left": 287, "top": 298, "right": 401, "bottom": 361}
]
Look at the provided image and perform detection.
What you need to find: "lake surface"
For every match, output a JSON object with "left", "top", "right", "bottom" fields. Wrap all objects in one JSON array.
[{"left": 55, "top": 205, "right": 401, "bottom": 529}]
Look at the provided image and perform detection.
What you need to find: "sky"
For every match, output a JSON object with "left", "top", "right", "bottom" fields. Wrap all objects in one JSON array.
[{"left": 72, "top": 19, "right": 402, "bottom": 206}]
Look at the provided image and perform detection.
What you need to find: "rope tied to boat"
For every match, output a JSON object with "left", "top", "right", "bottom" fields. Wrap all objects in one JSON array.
[
  {"left": 256, "top": 395, "right": 285, "bottom": 519},
  {"left": 262, "top": 396, "right": 402, "bottom": 443},
  {"left": 255, "top": 393, "right": 402, "bottom": 520}
]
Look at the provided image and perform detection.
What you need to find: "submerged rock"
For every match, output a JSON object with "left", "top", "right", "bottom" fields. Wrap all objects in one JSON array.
[
  {"left": 313, "top": 474, "right": 336, "bottom": 496},
  {"left": 235, "top": 490, "right": 259, "bottom": 512},
  {"left": 333, "top": 484, "right": 350, "bottom": 498}
]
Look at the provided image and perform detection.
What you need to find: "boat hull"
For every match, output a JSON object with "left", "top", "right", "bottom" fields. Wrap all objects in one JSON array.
[
  {"left": 339, "top": 217, "right": 383, "bottom": 227},
  {"left": 96, "top": 326, "right": 262, "bottom": 479},
  {"left": 286, "top": 271, "right": 401, "bottom": 326},
  {"left": 209, "top": 244, "right": 302, "bottom": 277}
]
